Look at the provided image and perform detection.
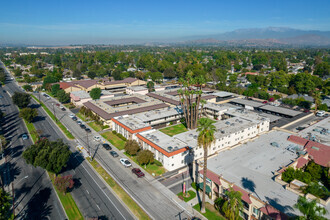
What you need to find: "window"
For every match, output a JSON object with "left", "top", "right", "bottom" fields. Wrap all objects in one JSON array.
[
  {"left": 253, "top": 207, "right": 260, "bottom": 216},
  {"left": 181, "top": 160, "right": 183, "bottom": 164}
]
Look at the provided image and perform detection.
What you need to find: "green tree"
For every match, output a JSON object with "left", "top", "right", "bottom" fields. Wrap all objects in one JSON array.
[
  {"left": 19, "top": 107, "right": 38, "bottom": 123},
  {"left": 314, "top": 62, "right": 330, "bottom": 77},
  {"left": 22, "top": 84, "right": 33, "bottom": 92},
  {"left": 312, "top": 91, "right": 321, "bottom": 115},
  {"left": 318, "top": 103, "right": 328, "bottom": 111},
  {"left": 56, "top": 90, "right": 70, "bottom": 103},
  {"left": 90, "top": 88, "right": 101, "bottom": 100},
  {"left": 12, "top": 92, "right": 31, "bottom": 108},
  {"left": 221, "top": 189, "right": 244, "bottom": 220},
  {"left": 42, "top": 75, "right": 58, "bottom": 89},
  {"left": 269, "top": 70, "right": 289, "bottom": 89},
  {"left": 137, "top": 149, "right": 154, "bottom": 165},
  {"left": 146, "top": 81, "right": 154, "bottom": 92},
  {"left": 0, "top": 188, "right": 11, "bottom": 220},
  {"left": 125, "top": 140, "right": 140, "bottom": 156},
  {"left": 0, "top": 135, "right": 7, "bottom": 153},
  {"left": 23, "top": 139, "right": 71, "bottom": 174},
  {"left": 197, "top": 117, "right": 216, "bottom": 213},
  {"left": 73, "top": 69, "right": 82, "bottom": 79},
  {"left": 88, "top": 71, "right": 96, "bottom": 79},
  {"left": 294, "top": 196, "right": 327, "bottom": 220},
  {"left": 51, "top": 84, "right": 61, "bottom": 97}
]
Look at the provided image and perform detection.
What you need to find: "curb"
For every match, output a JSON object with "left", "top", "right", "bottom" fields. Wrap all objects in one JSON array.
[{"left": 85, "top": 159, "right": 138, "bottom": 220}]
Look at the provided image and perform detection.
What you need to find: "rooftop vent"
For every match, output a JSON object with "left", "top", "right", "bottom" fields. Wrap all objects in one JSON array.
[{"left": 167, "top": 146, "right": 173, "bottom": 151}]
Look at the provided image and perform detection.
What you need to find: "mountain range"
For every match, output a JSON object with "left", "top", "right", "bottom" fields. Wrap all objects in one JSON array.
[{"left": 181, "top": 27, "right": 330, "bottom": 47}]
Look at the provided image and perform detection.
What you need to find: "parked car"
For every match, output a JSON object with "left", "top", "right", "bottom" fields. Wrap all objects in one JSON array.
[
  {"left": 85, "top": 128, "right": 91, "bottom": 133},
  {"left": 22, "top": 134, "right": 28, "bottom": 140},
  {"left": 55, "top": 103, "right": 60, "bottom": 107},
  {"left": 132, "top": 168, "right": 144, "bottom": 177},
  {"left": 120, "top": 158, "right": 131, "bottom": 167},
  {"left": 77, "top": 120, "right": 82, "bottom": 125},
  {"left": 296, "top": 127, "right": 306, "bottom": 131},
  {"left": 72, "top": 116, "right": 78, "bottom": 121},
  {"left": 110, "top": 151, "right": 119, "bottom": 157},
  {"left": 80, "top": 124, "right": 86, "bottom": 129},
  {"left": 303, "top": 109, "right": 310, "bottom": 113},
  {"left": 102, "top": 143, "right": 112, "bottom": 150},
  {"left": 316, "top": 111, "right": 325, "bottom": 117},
  {"left": 93, "top": 136, "right": 101, "bottom": 142},
  {"left": 60, "top": 107, "right": 66, "bottom": 111},
  {"left": 262, "top": 101, "right": 268, "bottom": 104},
  {"left": 69, "top": 113, "right": 75, "bottom": 118},
  {"left": 0, "top": 95, "right": 3, "bottom": 99}
]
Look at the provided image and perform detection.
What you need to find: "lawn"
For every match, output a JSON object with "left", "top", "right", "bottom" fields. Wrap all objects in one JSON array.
[
  {"left": 49, "top": 173, "right": 83, "bottom": 220},
  {"left": 31, "top": 95, "right": 75, "bottom": 139},
  {"left": 101, "top": 131, "right": 126, "bottom": 150},
  {"left": 193, "top": 202, "right": 225, "bottom": 220},
  {"left": 88, "top": 159, "right": 150, "bottom": 220},
  {"left": 23, "top": 119, "right": 37, "bottom": 143},
  {"left": 76, "top": 112, "right": 88, "bottom": 122},
  {"left": 159, "top": 124, "right": 188, "bottom": 136},
  {"left": 177, "top": 190, "right": 196, "bottom": 202},
  {"left": 88, "top": 121, "right": 103, "bottom": 132},
  {"left": 124, "top": 152, "right": 166, "bottom": 176}
]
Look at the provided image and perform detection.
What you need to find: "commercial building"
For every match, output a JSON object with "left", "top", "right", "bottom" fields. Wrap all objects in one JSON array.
[{"left": 70, "top": 90, "right": 114, "bottom": 106}]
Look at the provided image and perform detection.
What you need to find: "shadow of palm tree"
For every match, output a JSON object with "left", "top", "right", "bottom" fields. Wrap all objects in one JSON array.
[
  {"left": 23, "top": 187, "right": 52, "bottom": 219},
  {"left": 241, "top": 177, "right": 256, "bottom": 195},
  {"left": 265, "top": 196, "right": 294, "bottom": 213}
]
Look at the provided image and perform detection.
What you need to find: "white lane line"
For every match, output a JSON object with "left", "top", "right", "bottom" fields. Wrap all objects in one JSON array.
[
  {"left": 86, "top": 190, "right": 90, "bottom": 194},
  {"left": 80, "top": 162, "right": 127, "bottom": 220},
  {"left": 96, "top": 204, "right": 101, "bottom": 210}
]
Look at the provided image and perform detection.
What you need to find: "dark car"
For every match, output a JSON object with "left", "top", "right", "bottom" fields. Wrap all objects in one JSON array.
[
  {"left": 85, "top": 128, "right": 91, "bottom": 133},
  {"left": 296, "top": 126, "right": 306, "bottom": 131},
  {"left": 80, "top": 124, "right": 86, "bottom": 129},
  {"left": 110, "top": 151, "right": 118, "bottom": 157},
  {"left": 61, "top": 107, "right": 66, "bottom": 111},
  {"left": 102, "top": 143, "right": 112, "bottom": 150},
  {"left": 72, "top": 116, "right": 78, "bottom": 121},
  {"left": 132, "top": 168, "right": 145, "bottom": 177}
]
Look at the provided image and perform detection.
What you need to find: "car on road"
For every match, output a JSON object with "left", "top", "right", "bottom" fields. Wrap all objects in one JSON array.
[
  {"left": 296, "top": 127, "right": 306, "bottom": 131},
  {"left": 85, "top": 128, "right": 91, "bottom": 133},
  {"left": 55, "top": 103, "right": 60, "bottom": 107},
  {"left": 110, "top": 151, "right": 119, "bottom": 157},
  {"left": 93, "top": 136, "right": 101, "bottom": 142},
  {"left": 77, "top": 120, "right": 82, "bottom": 125},
  {"left": 132, "top": 168, "right": 144, "bottom": 177},
  {"left": 69, "top": 113, "right": 75, "bottom": 118},
  {"left": 262, "top": 101, "right": 268, "bottom": 104},
  {"left": 80, "top": 124, "right": 86, "bottom": 129},
  {"left": 60, "top": 106, "right": 66, "bottom": 111},
  {"left": 22, "top": 134, "right": 28, "bottom": 140},
  {"left": 0, "top": 95, "right": 3, "bottom": 99},
  {"left": 72, "top": 116, "right": 78, "bottom": 121},
  {"left": 102, "top": 143, "right": 112, "bottom": 150},
  {"left": 120, "top": 158, "right": 132, "bottom": 167}
]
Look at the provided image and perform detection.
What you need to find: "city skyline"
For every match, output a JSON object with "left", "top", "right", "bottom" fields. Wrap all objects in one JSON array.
[{"left": 1, "top": 0, "right": 330, "bottom": 45}]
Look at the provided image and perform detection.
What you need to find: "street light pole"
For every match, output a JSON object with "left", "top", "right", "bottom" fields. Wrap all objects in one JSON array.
[{"left": 52, "top": 103, "right": 57, "bottom": 122}]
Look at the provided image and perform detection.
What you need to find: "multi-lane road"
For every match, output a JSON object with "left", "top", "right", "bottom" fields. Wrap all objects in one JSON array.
[{"left": 1, "top": 61, "right": 135, "bottom": 219}]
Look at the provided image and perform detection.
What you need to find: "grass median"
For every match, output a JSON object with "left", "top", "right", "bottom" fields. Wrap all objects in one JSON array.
[
  {"left": 23, "top": 119, "right": 38, "bottom": 143},
  {"left": 49, "top": 172, "right": 84, "bottom": 220},
  {"left": 88, "top": 158, "right": 150, "bottom": 220},
  {"left": 101, "top": 131, "right": 126, "bottom": 150},
  {"left": 31, "top": 95, "right": 75, "bottom": 139}
]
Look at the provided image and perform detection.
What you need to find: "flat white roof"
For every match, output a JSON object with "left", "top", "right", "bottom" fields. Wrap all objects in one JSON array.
[
  {"left": 230, "top": 98, "right": 265, "bottom": 108},
  {"left": 213, "top": 91, "right": 235, "bottom": 97},
  {"left": 298, "top": 116, "right": 330, "bottom": 145},
  {"left": 259, "top": 105, "right": 301, "bottom": 117},
  {"left": 208, "top": 131, "right": 301, "bottom": 216}
]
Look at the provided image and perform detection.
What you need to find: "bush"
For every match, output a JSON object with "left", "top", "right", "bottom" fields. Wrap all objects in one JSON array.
[
  {"left": 154, "top": 160, "right": 162, "bottom": 167},
  {"left": 137, "top": 150, "right": 154, "bottom": 165},
  {"left": 282, "top": 167, "right": 312, "bottom": 184},
  {"left": 116, "top": 133, "right": 127, "bottom": 141},
  {"left": 318, "top": 103, "right": 328, "bottom": 112},
  {"left": 125, "top": 140, "right": 140, "bottom": 156},
  {"left": 112, "top": 130, "right": 117, "bottom": 135},
  {"left": 102, "top": 125, "right": 109, "bottom": 130}
]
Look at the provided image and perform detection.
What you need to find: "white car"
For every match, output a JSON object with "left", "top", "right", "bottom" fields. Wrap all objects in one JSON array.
[
  {"left": 93, "top": 136, "right": 101, "bottom": 142},
  {"left": 120, "top": 158, "right": 132, "bottom": 167},
  {"left": 69, "top": 113, "right": 75, "bottom": 118}
]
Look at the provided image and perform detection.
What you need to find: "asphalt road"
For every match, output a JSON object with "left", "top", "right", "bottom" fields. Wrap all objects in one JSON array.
[
  {"left": 1, "top": 61, "right": 134, "bottom": 220},
  {"left": 0, "top": 65, "right": 66, "bottom": 219},
  {"left": 38, "top": 94, "right": 192, "bottom": 220}
]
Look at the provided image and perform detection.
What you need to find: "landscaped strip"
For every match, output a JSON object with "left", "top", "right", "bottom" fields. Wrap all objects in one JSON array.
[
  {"left": 31, "top": 95, "right": 75, "bottom": 139},
  {"left": 49, "top": 173, "right": 84, "bottom": 220},
  {"left": 101, "top": 131, "right": 126, "bottom": 150},
  {"left": 88, "top": 158, "right": 150, "bottom": 220},
  {"left": 177, "top": 190, "right": 196, "bottom": 202},
  {"left": 23, "top": 119, "right": 38, "bottom": 143},
  {"left": 88, "top": 121, "right": 102, "bottom": 132},
  {"left": 193, "top": 202, "right": 225, "bottom": 220},
  {"left": 76, "top": 112, "right": 88, "bottom": 121},
  {"left": 21, "top": 118, "right": 83, "bottom": 220}
]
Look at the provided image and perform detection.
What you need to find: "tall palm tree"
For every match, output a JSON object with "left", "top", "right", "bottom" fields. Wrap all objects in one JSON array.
[
  {"left": 222, "top": 189, "right": 243, "bottom": 220},
  {"left": 197, "top": 117, "right": 216, "bottom": 213},
  {"left": 312, "top": 91, "right": 321, "bottom": 115},
  {"left": 294, "top": 196, "right": 327, "bottom": 220}
]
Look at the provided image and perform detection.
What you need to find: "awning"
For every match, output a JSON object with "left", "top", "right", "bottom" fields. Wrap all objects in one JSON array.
[{"left": 198, "top": 183, "right": 211, "bottom": 193}]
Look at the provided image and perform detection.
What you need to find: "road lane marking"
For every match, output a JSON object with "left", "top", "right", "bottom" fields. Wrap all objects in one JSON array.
[
  {"left": 86, "top": 190, "right": 89, "bottom": 194},
  {"left": 96, "top": 204, "right": 101, "bottom": 210}
]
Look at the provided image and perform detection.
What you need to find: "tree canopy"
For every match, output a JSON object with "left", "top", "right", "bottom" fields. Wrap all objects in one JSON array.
[
  {"left": 56, "top": 90, "right": 70, "bottom": 103},
  {"left": 19, "top": 107, "right": 38, "bottom": 123},
  {"left": 137, "top": 149, "right": 154, "bottom": 165},
  {"left": 12, "top": 92, "right": 31, "bottom": 108},
  {"left": 90, "top": 88, "right": 101, "bottom": 100},
  {"left": 23, "top": 138, "right": 71, "bottom": 174},
  {"left": 124, "top": 140, "right": 140, "bottom": 156}
]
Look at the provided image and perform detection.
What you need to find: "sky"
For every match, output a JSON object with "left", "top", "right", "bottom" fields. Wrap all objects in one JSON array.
[{"left": 0, "top": 0, "right": 329, "bottom": 45}]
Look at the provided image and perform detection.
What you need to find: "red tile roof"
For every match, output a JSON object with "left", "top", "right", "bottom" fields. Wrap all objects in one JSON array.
[
  {"left": 199, "top": 170, "right": 221, "bottom": 186},
  {"left": 296, "top": 157, "right": 309, "bottom": 169},
  {"left": 305, "top": 141, "right": 330, "bottom": 167},
  {"left": 60, "top": 82, "right": 77, "bottom": 90},
  {"left": 232, "top": 185, "right": 252, "bottom": 204},
  {"left": 242, "top": 72, "right": 258, "bottom": 76},
  {"left": 287, "top": 135, "right": 308, "bottom": 146},
  {"left": 260, "top": 205, "right": 288, "bottom": 220}
]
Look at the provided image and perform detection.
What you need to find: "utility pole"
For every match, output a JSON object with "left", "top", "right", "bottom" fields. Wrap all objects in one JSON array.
[
  {"left": 86, "top": 130, "right": 90, "bottom": 158},
  {"left": 52, "top": 103, "right": 57, "bottom": 122}
]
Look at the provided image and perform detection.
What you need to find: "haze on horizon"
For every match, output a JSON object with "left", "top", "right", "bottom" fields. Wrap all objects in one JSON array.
[{"left": 0, "top": 0, "right": 330, "bottom": 45}]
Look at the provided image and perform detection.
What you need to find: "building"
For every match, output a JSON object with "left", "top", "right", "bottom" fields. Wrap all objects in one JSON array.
[{"left": 70, "top": 90, "right": 114, "bottom": 106}]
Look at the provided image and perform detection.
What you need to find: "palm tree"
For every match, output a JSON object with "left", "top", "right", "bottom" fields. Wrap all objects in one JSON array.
[
  {"left": 197, "top": 117, "right": 216, "bottom": 213},
  {"left": 294, "top": 196, "right": 327, "bottom": 220},
  {"left": 222, "top": 189, "right": 243, "bottom": 220},
  {"left": 312, "top": 91, "right": 321, "bottom": 115}
]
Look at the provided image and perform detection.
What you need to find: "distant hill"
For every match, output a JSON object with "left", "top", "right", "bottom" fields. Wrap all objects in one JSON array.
[{"left": 183, "top": 27, "right": 330, "bottom": 47}]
